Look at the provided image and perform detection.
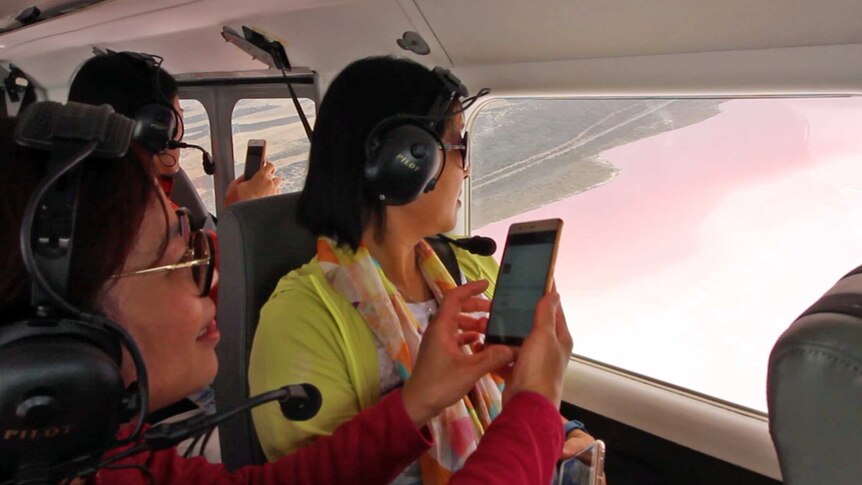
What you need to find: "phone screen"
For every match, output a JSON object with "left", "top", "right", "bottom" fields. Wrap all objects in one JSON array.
[
  {"left": 486, "top": 228, "right": 559, "bottom": 344},
  {"left": 244, "top": 143, "right": 265, "bottom": 180}
]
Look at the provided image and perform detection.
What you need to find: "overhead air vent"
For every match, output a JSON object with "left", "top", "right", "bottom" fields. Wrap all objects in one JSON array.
[{"left": 0, "top": 0, "right": 107, "bottom": 35}]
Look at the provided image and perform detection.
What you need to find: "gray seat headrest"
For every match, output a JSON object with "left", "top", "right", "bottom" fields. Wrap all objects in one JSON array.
[
  {"left": 767, "top": 265, "right": 862, "bottom": 485},
  {"left": 169, "top": 168, "right": 214, "bottom": 231},
  {"left": 213, "top": 192, "right": 316, "bottom": 469}
]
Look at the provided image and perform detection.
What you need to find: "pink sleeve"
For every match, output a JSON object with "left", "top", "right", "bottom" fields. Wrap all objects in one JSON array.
[
  {"left": 100, "top": 389, "right": 432, "bottom": 485},
  {"left": 449, "top": 391, "right": 563, "bottom": 485}
]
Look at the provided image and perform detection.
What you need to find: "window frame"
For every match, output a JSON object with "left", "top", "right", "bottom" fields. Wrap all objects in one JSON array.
[
  {"left": 177, "top": 74, "right": 319, "bottom": 215},
  {"left": 463, "top": 93, "right": 862, "bottom": 478},
  {"left": 563, "top": 355, "right": 779, "bottom": 479}
]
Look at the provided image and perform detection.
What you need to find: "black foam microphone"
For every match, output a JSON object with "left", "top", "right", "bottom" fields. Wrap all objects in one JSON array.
[
  {"left": 279, "top": 383, "right": 323, "bottom": 421},
  {"left": 168, "top": 140, "right": 215, "bottom": 175},
  {"left": 438, "top": 234, "right": 497, "bottom": 256}
]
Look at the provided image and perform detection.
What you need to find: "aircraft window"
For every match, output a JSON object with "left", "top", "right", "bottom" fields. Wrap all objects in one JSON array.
[
  {"left": 231, "top": 98, "right": 316, "bottom": 194},
  {"left": 178, "top": 99, "right": 215, "bottom": 213},
  {"left": 470, "top": 96, "right": 862, "bottom": 412}
]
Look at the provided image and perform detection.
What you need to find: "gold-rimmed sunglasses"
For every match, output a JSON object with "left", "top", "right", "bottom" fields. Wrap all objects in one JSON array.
[{"left": 112, "top": 208, "right": 215, "bottom": 297}]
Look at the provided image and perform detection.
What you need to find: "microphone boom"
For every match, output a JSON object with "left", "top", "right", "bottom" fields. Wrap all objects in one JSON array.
[
  {"left": 144, "top": 383, "right": 321, "bottom": 451},
  {"left": 438, "top": 234, "right": 497, "bottom": 256}
]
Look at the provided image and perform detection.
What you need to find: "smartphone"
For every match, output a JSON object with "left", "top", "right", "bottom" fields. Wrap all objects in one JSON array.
[
  {"left": 556, "top": 439, "right": 606, "bottom": 485},
  {"left": 244, "top": 139, "right": 267, "bottom": 180},
  {"left": 589, "top": 440, "right": 606, "bottom": 485},
  {"left": 485, "top": 218, "right": 563, "bottom": 345}
]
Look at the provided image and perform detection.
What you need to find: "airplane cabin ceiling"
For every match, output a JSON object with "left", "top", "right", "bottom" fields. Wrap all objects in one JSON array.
[
  {"left": 0, "top": 0, "right": 106, "bottom": 32},
  {"left": 2, "top": 0, "right": 862, "bottom": 89},
  {"left": 418, "top": 0, "right": 862, "bottom": 65}
]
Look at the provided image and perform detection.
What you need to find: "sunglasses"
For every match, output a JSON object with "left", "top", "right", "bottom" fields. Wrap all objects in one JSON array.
[
  {"left": 112, "top": 208, "right": 215, "bottom": 297},
  {"left": 441, "top": 131, "right": 469, "bottom": 176}
]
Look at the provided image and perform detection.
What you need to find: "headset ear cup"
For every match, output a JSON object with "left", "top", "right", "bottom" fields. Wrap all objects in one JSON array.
[
  {"left": 364, "top": 123, "right": 441, "bottom": 205},
  {"left": 364, "top": 126, "right": 384, "bottom": 191},
  {"left": 132, "top": 104, "right": 176, "bottom": 154},
  {"left": 0, "top": 319, "right": 126, "bottom": 476}
]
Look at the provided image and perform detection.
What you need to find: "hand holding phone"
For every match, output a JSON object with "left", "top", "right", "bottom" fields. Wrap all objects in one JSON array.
[
  {"left": 486, "top": 218, "right": 563, "bottom": 345},
  {"left": 556, "top": 439, "right": 606, "bottom": 485},
  {"left": 589, "top": 440, "right": 607, "bottom": 485},
  {"left": 244, "top": 139, "right": 267, "bottom": 180}
]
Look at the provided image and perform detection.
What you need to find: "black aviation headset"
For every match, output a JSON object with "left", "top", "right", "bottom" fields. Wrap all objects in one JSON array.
[
  {"left": 111, "top": 51, "right": 181, "bottom": 156},
  {"left": 105, "top": 51, "right": 214, "bottom": 175},
  {"left": 2, "top": 102, "right": 321, "bottom": 484},
  {"left": 363, "top": 66, "right": 488, "bottom": 206},
  {"left": 0, "top": 101, "right": 150, "bottom": 484}
]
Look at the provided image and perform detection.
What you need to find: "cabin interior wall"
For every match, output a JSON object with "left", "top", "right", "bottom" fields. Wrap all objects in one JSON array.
[
  {"left": 561, "top": 359, "right": 781, "bottom": 480},
  {"left": 46, "top": 86, "right": 68, "bottom": 101},
  {"left": 418, "top": 0, "right": 862, "bottom": 66},
  {"left": 454, "top": 43, "right": 862, "bottom": 98},
  {"left": 5, "top": 0, "right": 862, "bottom": 96},
  {"left": 9, "top": 42, "right": 862, "bottom": 104},
  {"left": 2, "top": 0, "right": 440, "bottom": 90}
]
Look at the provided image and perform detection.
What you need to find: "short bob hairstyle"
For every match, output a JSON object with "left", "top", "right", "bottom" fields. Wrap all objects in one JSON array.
[
  {"left": 68, "top": 52, "right": 178, "bottom": 125},
  {"left": 297, "top": 56, "right": 460, "bottom": 250}
]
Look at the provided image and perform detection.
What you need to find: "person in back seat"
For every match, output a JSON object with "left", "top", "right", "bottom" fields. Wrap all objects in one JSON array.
[
  {"left": 249, "top": 56, "right": 594, "bottom": 484},
  {"left": 68, "top": 51, "right": 280, "bottom": 209}
]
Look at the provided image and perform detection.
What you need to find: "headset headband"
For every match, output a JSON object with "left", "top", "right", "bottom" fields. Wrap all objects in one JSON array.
[
  {"left": 99, "top": 50, "right": 182, "bottom": 151},
  {"left": 104, "top": 50, "right": 169, "bottom": 106},
  {"left": 380, "top": 67, "right": 488, "bottom": 132},
  {"left": 424, "top": 66, "right": 468, "bottom": 127},
  {"left": 14, "top": 101, "right": 134, "bottom": 309}
]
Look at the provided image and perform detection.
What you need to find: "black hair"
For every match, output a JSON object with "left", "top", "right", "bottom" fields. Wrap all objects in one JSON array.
[
  {"left": 68, "top": 53, "right": 178, "bottom": 123},
  {"left": 297, "top": 56, "right": 457, "bottom": 250}
]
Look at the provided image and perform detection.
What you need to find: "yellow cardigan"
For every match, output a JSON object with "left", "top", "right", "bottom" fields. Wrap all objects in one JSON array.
[{"left": 248, "top": 246, "right": 500, "bottom": 461}]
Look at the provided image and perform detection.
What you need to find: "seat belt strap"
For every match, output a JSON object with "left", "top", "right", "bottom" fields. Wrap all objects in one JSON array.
[{"left": 425, "top": 236, "right": 462, "bottom": 286}]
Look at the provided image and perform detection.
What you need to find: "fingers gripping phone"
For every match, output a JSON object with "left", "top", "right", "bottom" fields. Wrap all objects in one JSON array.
[
  {"left": 589, "top": 440, "right": 607, "bottom": 485},
  {"left": 556, "top": 439, "right": 606, "bottom": 485},
  {"left": 244, "top": 139, "right": 267, "bottom": 180},
  {"left": 485, "top": 218, "right": 563, "bottom": 345}
]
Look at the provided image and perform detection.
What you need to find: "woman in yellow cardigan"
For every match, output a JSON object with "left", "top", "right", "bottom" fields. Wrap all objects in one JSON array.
[{"left": 249, "top": 57, "right": 593, "bottom": 484}]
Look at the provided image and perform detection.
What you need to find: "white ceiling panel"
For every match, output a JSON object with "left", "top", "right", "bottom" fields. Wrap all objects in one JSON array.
[
  {"left": 417, "top": 0, "right": 862, "bottom": 65},
  {"left": 4, "top": 0, "right": 862, "bottom": 91},
  {"left": 2, "top": 0, "right": 444, "bottom": 88}
]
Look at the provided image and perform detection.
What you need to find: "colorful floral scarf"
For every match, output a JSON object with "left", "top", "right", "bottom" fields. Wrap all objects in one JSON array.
[{"left": 317, "top": 236, "right": 504, "bottom": 484}]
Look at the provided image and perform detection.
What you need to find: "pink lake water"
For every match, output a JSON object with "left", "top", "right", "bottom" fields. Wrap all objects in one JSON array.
[{"left": 474, "top": 98, "right": 862, "bottom": 411}]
